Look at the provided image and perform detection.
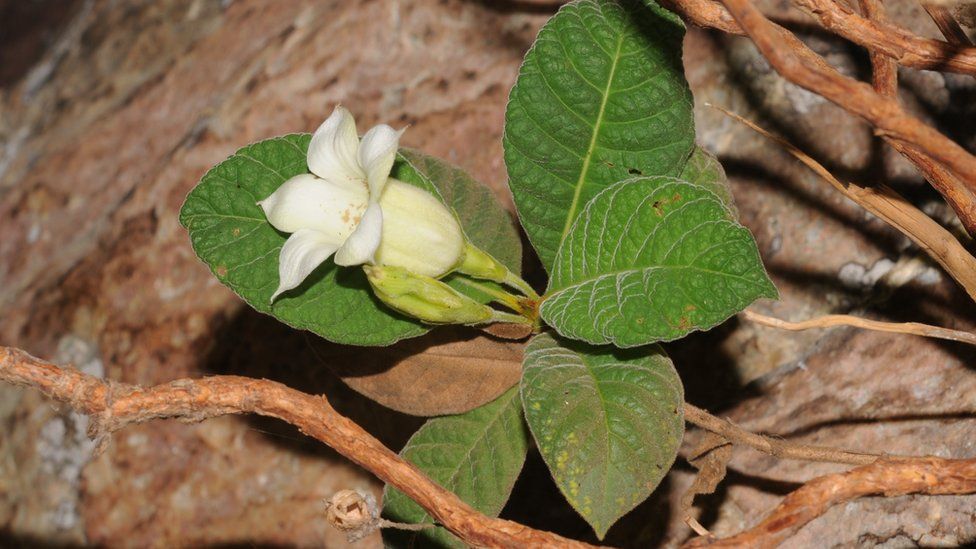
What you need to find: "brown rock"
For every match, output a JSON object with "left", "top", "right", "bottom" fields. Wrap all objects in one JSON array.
[{"left": 2, "top": 0, "right": 975, "bottom": 546}]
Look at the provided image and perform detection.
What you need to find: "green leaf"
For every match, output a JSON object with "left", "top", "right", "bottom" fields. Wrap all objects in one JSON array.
[
  {"left": 542, "top": 176, "right": 776, "bottom": 347},
  {"left": 382, "top": 387, "right": 530, "bottom": 548},
  {"left": 503, "top": 0, "right": 695, "bottom": 271},
  {"left": 521, "top": 332, "right": 684, "bottom": 538},
  {"left": 679, "top": 146, "right": 736, "bottom": 216},
  {"left": 180, "top": 136, "right": 519, "bottom": 346}
]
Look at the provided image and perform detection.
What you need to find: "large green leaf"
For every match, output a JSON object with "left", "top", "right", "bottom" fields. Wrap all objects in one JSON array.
[
  {"left": 503, "top": 0, "right": 694, "bottom": 271},
  {"left": 382, "top": 387, "right": 529, "bottom": 548},
  {"left": 542, "top": 176, "right": 776, "bottom": 347},
  {"left": 180, "top": 136, "right": 520, "bottom": 346},
  {"left": 521, "top": 332, "right": 684, "bottom": 538}
]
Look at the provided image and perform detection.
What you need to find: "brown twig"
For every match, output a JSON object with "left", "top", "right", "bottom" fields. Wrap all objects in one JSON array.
[
  {"left": 663, "top": 0, "right": 744, "bottom": 34},
  {"left": 0, "top": 346, "right": 598, "bottom": 549},
  {"left": 792, "top": 0, "right": 976, "bottom": 74},
  {"left": 712, "top": 105, "right": 976, "bottom": 302},
  {"left": 666, "top": 0, "right": 976, "bottom": 74},
  {"left": 741, "top": 309, "right": 976, "bottom": 346},
  {"left": 683, "top": 404, "right": 882, "bottom": 465},
  {"left": 670, "top": 0, "right": 976, "bottom": 232},
  {"left": 714, "top": 0, "right": 976, "bottom": 191},
  {"left": 921, "top": 3, "right": 974, "bottom": 47},
  {"left": 682, "top": 456, "right": 976, "bottom": 548},
  {"left": 857, "top": 0, "right": 898, "bottom": 96},
  {"left": 888, "top": 146, "right": 976, "bottom": 236},
  {"left": 858, "top": 0, "right": 976, "bottom": 235}
]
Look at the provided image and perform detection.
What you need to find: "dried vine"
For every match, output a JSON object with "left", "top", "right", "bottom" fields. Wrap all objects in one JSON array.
[
  {"left": 712, "top": 105, "right": 976, "bottom": 303},
  {"left": 683, "top": 404, "right": 882, "bottom": 465},
  {"left": 741, "top": 309, "right": 976, "bottom": 346},
  {"left": 668, "top": 0, "right": 976, "bottom": 544},
  {"left": 792, "top": 0, "right": 976, "bottom": 74},
  {"left": 666, "top": 0, "right": 976, "bottom": 74},
  {"left": 683, "top": 457, "right": 976, "bottom": 548},
  {"left": 0, "top": 346, "right": 598, "bottom": 549},
  {"left": 6, "top": 345, "right": 976, "bottom": 548},
  {"left": 669, "top": 0, "right": 976, "bottom": 234}
]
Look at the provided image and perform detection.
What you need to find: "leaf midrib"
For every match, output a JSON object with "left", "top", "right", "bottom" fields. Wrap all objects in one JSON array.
[
  {"left": 525, "top": 334, "right": 685, "bottom": 536},
  {"left": 580, "top": 355, "right": 614, "bottom": 528},
  {"left": 559, "top": 31, "right": 626, "bottom": 244}
]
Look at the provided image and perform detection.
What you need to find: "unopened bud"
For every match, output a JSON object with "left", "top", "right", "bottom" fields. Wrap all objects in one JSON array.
[
  {"left": 364, "top": 264, "right": 493, "bottom": 325},
  {"left": 457, "top": 242, "right": 508, "bottom": 282},
  {"left": 376, "top": 180, "right": 465, "bottom": 278}
]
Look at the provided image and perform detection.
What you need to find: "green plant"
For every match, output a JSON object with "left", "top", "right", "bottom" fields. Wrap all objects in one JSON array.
[{"left": 180, "top": 0, "right": 776, "bottom": 543}]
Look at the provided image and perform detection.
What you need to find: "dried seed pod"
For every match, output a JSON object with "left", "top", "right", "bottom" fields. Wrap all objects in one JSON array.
[{"left": 324, "top": 488, "right": 379, "bottom": 542}]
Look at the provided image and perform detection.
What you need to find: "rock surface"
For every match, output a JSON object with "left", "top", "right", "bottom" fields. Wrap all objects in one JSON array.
[{"left": 1, "top": 0, "right": 975, "bottom": 547}]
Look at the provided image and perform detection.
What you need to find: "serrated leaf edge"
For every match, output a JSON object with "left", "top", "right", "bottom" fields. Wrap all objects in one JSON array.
[
  {"left": 520, "top": 332, "right": 685, "bottom": 537},
  {"left": 382, "top": 387, "right": 528, "bottom": 545},
  {"left": 540, "top": 176, "right": 777, "bottom": 347}
]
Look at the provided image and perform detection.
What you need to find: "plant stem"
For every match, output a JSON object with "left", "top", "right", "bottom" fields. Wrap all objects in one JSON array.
[
  {"left": 503, "top": 271, "right": 540, "bottom": 300},
  {"left": 683, "top": 403, "right": 884, "bottom": 465},
  {"left": 453, "top": 277, "right": 526, "bottom": 313},
  {"left": 0, "top": 346, "right": 596, "bottom": 548},
  {"left": 456, "top": 242, "right": 540, "bottom": 300}
]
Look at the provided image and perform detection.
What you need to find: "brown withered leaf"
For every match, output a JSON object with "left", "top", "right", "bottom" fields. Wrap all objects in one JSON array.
[
  {"left": 680, "top": 432, "right": 733, "bottom": 521},
  {"left": 480, "top": 322, "right": 534, "bottom": 340},
  {"left": 309, "top": 326, "right": 524, "bottom": 416}
]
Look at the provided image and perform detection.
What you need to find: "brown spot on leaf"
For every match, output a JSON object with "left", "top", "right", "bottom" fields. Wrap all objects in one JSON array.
[
  {"left": 652, "top": 192, "right": 685, "bottom": 216},
  {"left": 215, "top": 265, "right": 228, "bottom": 277}
]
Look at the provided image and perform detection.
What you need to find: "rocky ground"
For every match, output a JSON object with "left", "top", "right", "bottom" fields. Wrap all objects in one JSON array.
[{"left": 1, "top": 0, "right": 975, "bottom": 547}]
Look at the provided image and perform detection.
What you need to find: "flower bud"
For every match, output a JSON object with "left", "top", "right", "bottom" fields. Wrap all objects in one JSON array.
[
  {"left": 376, "top": 180, "right": 465, "bottom": 278},
  {"left": 364, "top": 264, "right": 493, "bottom": 325},
  {"left": 457, "top": 242, "right": 508, "bottom": 282}
]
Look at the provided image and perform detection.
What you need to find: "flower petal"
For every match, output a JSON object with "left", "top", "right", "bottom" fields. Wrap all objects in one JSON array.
[
  {"left": 334, "top": 202, "right": 383, "bottom": 266},
  {"left": 271, "top": 228, "right": 343, "bottom": 302},
  {"left": 258, "top": 173, "right": 368, "bottom": 240},
  {"left": 358, "top": 124, "right": 404, "bottom": 200},
  {"left": 308, "top": 106, "right": 364, "bottom": 182}
]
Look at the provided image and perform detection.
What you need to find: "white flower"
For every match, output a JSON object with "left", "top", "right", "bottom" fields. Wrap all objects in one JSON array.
[{"left": 258, "top": 106, "right": 464, "bottom": 301}]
